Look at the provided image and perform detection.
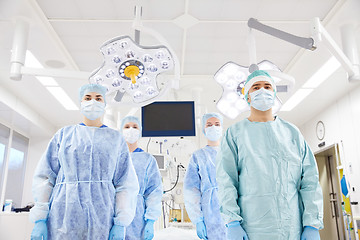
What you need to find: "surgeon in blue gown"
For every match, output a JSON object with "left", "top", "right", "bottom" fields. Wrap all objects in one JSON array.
[
  {"left": 120, "top": 116, "right": 163, "bottom": 240},
  {"left": 183, "top": 112, "right": 227, "bottom": 240},
  {"left": 216, "top": 70, "right": 323, "bottom": 240},
  {"left": 30, "top": 84, "right": 139, "bottom": 240}
]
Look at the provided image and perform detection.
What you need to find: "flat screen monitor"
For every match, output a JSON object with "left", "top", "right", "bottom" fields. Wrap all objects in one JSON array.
[{"left": 141, "top": 101, "right": 195, "bottom": 137}]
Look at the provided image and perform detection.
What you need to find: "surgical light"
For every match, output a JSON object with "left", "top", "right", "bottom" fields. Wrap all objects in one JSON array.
[
  {"left": 214, "top": 60, "right": 292, "bottom": 119},
  {"left": 89, "top": 36, "right": 175, "bottom": 104}
]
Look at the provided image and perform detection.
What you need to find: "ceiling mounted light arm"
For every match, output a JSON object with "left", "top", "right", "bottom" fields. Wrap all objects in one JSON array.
[
  {"left": 247, "top": 18, "right": 316, "bottom": 51},
  {"left": 10, "top": 17, "right": 91, "bottom": 81},
  {"left": 311, "top": 18, "right": 360, "bottom": 82},
  {"left": 132, "top": 5, "right": 180, "bottom": 90},
  {"left": 247, "top": 17, "right": 360, "bottom": 82},
  {"left": 247, "top": 28, "right": 258, "bottom": 72}
]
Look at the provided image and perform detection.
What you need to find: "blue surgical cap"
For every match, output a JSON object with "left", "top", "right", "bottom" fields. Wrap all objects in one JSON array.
[
  {"left": 202, "top": 112, "right": 223, "bottom": 134},
  {"left": 244, "top": 70, "right": 276, "bottom": 103},
  {"left": 79, "top": 84, "right": 107, "bottom": 103},
  {"left": 120, "top": 116, "right": 142, "bottom": 133}
]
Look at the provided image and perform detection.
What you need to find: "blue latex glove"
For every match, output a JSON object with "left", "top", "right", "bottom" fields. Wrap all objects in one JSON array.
[
  {"left": 108, "top": 225, "right": 125, "bottom": 240},
  {"left": 31, "top": 220, "right": 48, "bottom": 240},
  {"left": 301, "top": 226, "right": 320, "bottom": 240},
  {"left": 196, "top": 221, "right": 208, "bottom": 240},
  {"left": 226, "top": 221, "right": 248, "bottom": 240},
  {"left": 144, "top": 219, "right": 155, "bottom": 240}
]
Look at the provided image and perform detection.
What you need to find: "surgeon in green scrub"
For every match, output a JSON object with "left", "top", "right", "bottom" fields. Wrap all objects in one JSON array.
[{"left": 216, "top": 70, "right": 323, "bottom": 240}]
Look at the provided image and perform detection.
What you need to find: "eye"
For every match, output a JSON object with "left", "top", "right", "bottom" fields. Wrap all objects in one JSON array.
[
  {"left": 85, "top": 97, "right": 91, "bottom": 101},
  {"left": 96, "top": 97, "right": 103, "bottom": 101},
  {"left": 133, "top": 126, "right": 138, "bottom": 129},
  {"left": 215, "top": 123, "right": 220, "bottom": 126}
]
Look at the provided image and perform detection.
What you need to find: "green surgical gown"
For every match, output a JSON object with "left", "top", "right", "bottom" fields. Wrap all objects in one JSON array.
[{"left": 216, "top": 117, "right": 323, "bottom": 240}]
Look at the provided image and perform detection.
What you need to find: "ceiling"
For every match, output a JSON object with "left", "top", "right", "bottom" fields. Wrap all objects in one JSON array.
[{"left": 0, "top": 0, "right": 359, "bottom": 137}]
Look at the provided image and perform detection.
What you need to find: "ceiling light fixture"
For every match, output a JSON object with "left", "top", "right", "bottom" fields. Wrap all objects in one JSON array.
[
  {"left": 302, "top": 56, "right": 341, "bottom": 89},
  {"left": 46, "top": 87, "right": 78, "bottom": 110},
  {"left": 281, "top": 89, "right": 313, "bottom": 111}
]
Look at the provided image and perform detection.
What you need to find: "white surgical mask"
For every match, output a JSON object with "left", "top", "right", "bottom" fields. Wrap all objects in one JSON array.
[
  {"left": 205, "top": 126, "right": 223, "bottom": 141},
  {"left": 249, "top": 88, "right": 275, "bottom": 111},
  {"left": 123, "top": 127, "right": 140, "bottom": 144},
  {"left": 81, "top": 99, "right": 105, "bottom": 120}
]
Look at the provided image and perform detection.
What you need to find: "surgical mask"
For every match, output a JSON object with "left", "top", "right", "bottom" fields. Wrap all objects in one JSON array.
[
  {"left": 249, "top": 88, "right": 275, "bottom": 111},
  {"left": 205, "top": 126, "right": 223, "bottom": 141},
  {"left": 123, "top": 127, "right": 140, "bottom": 144},
  {"left": 81, "top": 99, "right": 105, "bottom": 120}
]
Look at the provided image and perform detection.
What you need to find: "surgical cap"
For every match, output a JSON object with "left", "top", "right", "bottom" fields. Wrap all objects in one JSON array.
[
  {"left": 120, "top": 116, "right": 142, "bottom": 132},
  {"left": 79, "top": 84, "right": 107, "bottom": 103},
  {"left": 202, "top": 112, "right": 223, "bottom": 134},
  {"left": 243, "top": 70, "right": 276, "bottom": 102}
]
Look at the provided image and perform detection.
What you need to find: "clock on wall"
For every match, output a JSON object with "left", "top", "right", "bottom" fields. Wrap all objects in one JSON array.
[{"left": 316, "top": 121, "right": 325, "bottom": 141}]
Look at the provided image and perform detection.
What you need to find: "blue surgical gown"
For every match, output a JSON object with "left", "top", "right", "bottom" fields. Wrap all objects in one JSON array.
[
  {"left": 184, "top": 145, "right": 227, "bottom": 240},
  {"left": 216, "top": 117, "right": 323, "bottom": 240},
  {"left": 29, "top": 124, "right": 139, "bottom": 240},
  {"left": 125, "top": 148, "right": 163, "bottom": 240}
]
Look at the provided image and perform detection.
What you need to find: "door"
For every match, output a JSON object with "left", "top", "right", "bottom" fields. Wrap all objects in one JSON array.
[{"left": 316, "top": 145, "right": 346, "bottom": 240}]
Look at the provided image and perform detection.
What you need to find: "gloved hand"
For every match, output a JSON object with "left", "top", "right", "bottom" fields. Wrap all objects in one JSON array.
[
  {"left": 226, "top": 221, "right": 248, "bottom": 240},
  {"left": 144, "top": 219, "right": 155, "bottom": 240},
  {"left": 301, "top": 226, "right": 320, "bottom": 240},
  {"left": 31, "top": 220, "right": 48, "bottom": 240},
  {"left": 196, "top": 221, "right": 208, "bottom": 240},
  {"left": 108, "top": 225, "right": 125, "bottom": 240}
]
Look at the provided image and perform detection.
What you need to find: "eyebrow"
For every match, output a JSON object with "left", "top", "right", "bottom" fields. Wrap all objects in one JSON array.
[
  {"left": 252, "top": 83, "right": 272, "bottom": 87},
  {"left": 95, "top": 95, "right": 103, "bottom": 97}
]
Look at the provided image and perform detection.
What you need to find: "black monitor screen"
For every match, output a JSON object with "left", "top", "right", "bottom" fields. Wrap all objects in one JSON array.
[{"left": 141, "top": 101, "right": 195, "bottom": 137}]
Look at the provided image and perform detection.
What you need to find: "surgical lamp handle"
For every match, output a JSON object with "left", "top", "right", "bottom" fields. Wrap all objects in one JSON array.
[{"left": 247, "top": 18, "right": 316, "bottom": 51}]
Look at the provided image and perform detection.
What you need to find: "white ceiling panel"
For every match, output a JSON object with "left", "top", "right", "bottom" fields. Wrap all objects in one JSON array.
[
  {"left": 0, "top": 0, "right": 359, "bottom": 134},
  {"left": 33, "top": 0, "right": 82, "bottom": 19},
  {"left": 36, "top": 0, "right": 186, "bottom": 20},
  {"left": 189, "top": 0, "right": 338, "bottom": 21}
]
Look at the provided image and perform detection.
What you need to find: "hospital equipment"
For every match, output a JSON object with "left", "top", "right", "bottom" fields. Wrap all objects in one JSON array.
[{"left": 141, "top": 101, "right": 196, "bottom": 137}]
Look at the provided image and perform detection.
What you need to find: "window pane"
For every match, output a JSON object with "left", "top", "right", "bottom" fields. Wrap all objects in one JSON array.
[
  {"left": 0, "top": 123, "right": 10, "bottom": 200},
  {"left": 4, "top": 131, "right": 29, "bottom": 208}
]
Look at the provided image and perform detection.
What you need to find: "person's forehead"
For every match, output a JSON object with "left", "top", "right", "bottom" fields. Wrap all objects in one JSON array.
[
  {"left": 125, "top": 122, "right": 138, "bottom": 125},
  {"left": 206, "top": 117, "right": 220, "bottom": 123},
  {"left": 84, "top": 92, "right": 103, "bottom": 96}
]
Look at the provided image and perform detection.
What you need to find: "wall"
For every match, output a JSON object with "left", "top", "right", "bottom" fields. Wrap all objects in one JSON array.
[
  {"left": 21, "top": 136, "right": 52, "bottom": 206},
  {"left": 299, "top": 82, "right": 360, "bottom": 218}
]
